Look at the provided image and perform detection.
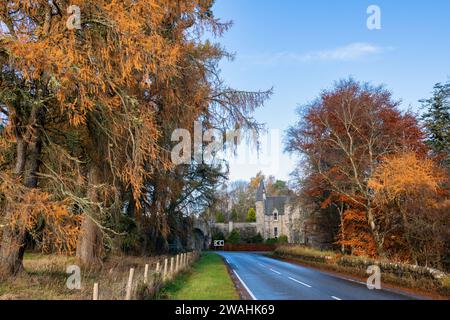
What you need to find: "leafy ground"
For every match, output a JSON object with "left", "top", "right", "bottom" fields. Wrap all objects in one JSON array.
[{"left": 160, "top": 253, "right": 239, "bottom": 300}]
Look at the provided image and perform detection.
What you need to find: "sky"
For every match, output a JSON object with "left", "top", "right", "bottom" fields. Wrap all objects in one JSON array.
[{"left": 211, "top": 0, "right": 450, "bottom": 182}]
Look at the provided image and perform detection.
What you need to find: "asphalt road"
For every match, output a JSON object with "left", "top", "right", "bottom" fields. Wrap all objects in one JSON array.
[{"left": 217, "top": 252, "right": 419, "bottom": 301}]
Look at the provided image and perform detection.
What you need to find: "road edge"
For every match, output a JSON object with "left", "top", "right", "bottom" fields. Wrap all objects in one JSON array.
[{"left": 221, "top": 255, "right": 255, "bottom": 301}]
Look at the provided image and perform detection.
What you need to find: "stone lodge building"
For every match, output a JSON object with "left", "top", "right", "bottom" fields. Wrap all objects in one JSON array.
[{"left": 214, "top": 181, "right": 304, "bottom": 243}]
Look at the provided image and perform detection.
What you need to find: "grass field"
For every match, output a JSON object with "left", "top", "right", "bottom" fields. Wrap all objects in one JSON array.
[
  {"left": 160, "top": 253, "right": 239, "bottom": 300},
  {"left": 0, "top": 253, "right": 165, "bottom": 300}
]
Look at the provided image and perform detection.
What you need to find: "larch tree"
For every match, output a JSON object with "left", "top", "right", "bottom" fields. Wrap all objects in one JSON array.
[{"left": 0, "top": 0, "right": 271, "bottom": 274}]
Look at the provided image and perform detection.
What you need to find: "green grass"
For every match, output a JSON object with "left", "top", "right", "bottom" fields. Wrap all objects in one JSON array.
[{"left": 160, "top": 253, "right": 239, "bottom": 300}]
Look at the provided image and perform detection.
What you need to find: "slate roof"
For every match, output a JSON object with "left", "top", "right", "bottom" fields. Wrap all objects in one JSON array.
[
  {"left": 264, "top": 196, "right": 288, "bottom": 216},
  {"left": 256, "top": 181, "right": 266, "bottom": 201},
  {"left": 256, "top": 181, "right": 289, "bottom": 216}
]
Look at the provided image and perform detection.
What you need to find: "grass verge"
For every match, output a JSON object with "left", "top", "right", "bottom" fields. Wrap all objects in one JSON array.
[
  {"left": 0, "top": 253, "right": 166, "bottom": 300},
  {"left": 159, "top": 253, "right": 239, "bottom": 300}
]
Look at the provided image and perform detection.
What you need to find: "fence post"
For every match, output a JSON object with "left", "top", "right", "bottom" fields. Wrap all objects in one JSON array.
[
  {"left": 125, "top": 268, "right": 135, "bottom": 300},
  {"left": 170, "top": 257, "right": 174, "bottom": 278},
  {"left": 156, "top": 261, "right": 161, "bottom": 273},
  {"left": 93, "top": 283, "right": 99, "bottom": 301},
  {"left": 163, "top": 258, "right": 168, "bottom": 281},
  {"left": 144, "top": 264, "right": 149, "bottom": 284},
  {"left": 176, "top": 254, "right": 179, "bottom": 273}
]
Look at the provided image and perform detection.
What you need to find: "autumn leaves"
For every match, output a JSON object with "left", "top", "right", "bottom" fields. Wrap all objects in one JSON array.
[
  {"left": 286, "top": 79, "right": 449, "bottom": 267},
  {"left": 0, "top": 1, "right": 270, "bottom": 276}
]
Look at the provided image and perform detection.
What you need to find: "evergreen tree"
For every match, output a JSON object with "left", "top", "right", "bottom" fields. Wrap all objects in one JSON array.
[
  {"left": 421, "top": 82, "right": 450, "bottom": 169},
  {"left": 227, "top": 229, "right": 241, "bottom": 245},
  {"left": 216, "top": 212, "right": 226, "bottom": 223},
  {"left": 231, "top": 209, "right": 239, "bottom": 222},
  {"left": 246, "top": 208, "right": 257, "bottom": 223}
]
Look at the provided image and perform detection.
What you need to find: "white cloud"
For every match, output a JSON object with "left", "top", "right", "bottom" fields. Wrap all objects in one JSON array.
[
  {"left": 302, "top": 42, "right": 384, "bottom": 61},
  {"left": 244, "top": 42, "right": 388, "bottom": 65}
]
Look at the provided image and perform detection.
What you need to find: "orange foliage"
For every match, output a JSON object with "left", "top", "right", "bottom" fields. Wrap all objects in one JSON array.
[
  {"left": 369, "top": 153, "right": 445, "bottom": 200},
  {"left": 340, "top": 209, "right": 378, "bottom": 258},
  {"left": 368, "top": 152, "right": 449, "bottom": 266},
  {"left": 0, "top": 173, "right": 81, "bottom": 254}
]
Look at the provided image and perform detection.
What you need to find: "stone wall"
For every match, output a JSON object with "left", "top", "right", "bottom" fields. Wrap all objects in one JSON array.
[{"left": 213, "top": 222, "right": 258, "bottom": 240}]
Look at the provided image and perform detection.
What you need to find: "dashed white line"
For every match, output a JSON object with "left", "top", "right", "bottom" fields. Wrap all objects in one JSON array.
[
  {"left": 332, "top": 296, "right": 342, "bottom": 301},
  {"left": 233, "top": 270, "right": 258, "bottom": 301},
  {"left": 270, "top": 269, "right": 281, "bottom": 275},
  {"left": 288, "top": 277, "right": 312, "bottom": 288},
  {"left": 258, "top": 263, "right": 267, "bottom": 268}
]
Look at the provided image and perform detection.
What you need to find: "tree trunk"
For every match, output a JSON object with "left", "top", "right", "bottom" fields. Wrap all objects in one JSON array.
[
  {"left": 0, "top": 215, "right": 26, "bottom": 279},
  {"left": 367, "top": 208, "right": 384, "bottom": 257},
  {"left": 338, "top": 203, "right": 345, "bottom": 254},
  {"left": 76, "top": 216, "right": 103, "bottom": 267},
  {"left": 76, "top": 166, "right": 103, "bottom": 267},
  {"left": 14, "top": 137, "right": 27, "bottom": 176},
  {"left": 0, "top": 105, "right": 44, "bottom": 278}
]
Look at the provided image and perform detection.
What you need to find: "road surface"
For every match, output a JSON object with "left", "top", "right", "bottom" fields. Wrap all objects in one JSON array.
[{"left": 217, "top": 252, "right": 419, "bottom": 300}]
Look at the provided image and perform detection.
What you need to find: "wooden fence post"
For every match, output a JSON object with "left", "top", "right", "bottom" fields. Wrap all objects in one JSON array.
[
  {"left": 156, "top": 261, "right": 161, "bottom": 273},
  {"left": 170, "top": 257, "right": 174, "bottom": 278},
  {"left": 176, "top": 254, "right": 179, "bottom": 273},
  {"left": 163, "top": 258, "right": 168, "bottom": 281},
  {"left": 125, "top": 268, "right": 135, "bottom": 300},
  {"left": 93, "top": 283, "right": 99, "bottom": 301},
  {"left": 144, "top": 264, "right": 149, "bottom": 284}
]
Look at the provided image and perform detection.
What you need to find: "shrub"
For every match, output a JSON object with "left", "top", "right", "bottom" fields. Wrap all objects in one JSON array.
[
  {"left": 227, "top": 229, "right": 241, "bottom": 245},
  {"left": 251, "top": 233, "right": 264, "bottom": 244},
  {"left": 265, "top": 236, "right": 289, "bottom": 245},
  {"left": 216, "top": 212, "right": 226, "bottom": 223},
  {"left": 212, "top": 231, "right": 225, "bottom": 242},
  {"left": 265, "top": 238, "right": 278, "bottom": 245}
]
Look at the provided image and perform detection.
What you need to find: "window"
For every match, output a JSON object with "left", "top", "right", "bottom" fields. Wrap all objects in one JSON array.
[
  {"left": 274, "top": 227, "right": 278, "bottom": 238},
  {"left": 273, "top": 210, "right": 279, "bottom": 221}
]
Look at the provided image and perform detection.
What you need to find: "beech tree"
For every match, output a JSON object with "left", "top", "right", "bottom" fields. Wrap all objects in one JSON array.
[
  {"left": 287, "top": 79, "right": 426, "bottom": 257},
  {"left": 369, "top": 153, "right": 449, "bottom": 267}
]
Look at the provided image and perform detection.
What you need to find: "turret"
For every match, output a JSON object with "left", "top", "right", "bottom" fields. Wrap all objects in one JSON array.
[{"left": 255, "top": 181, "right": 266, "bottom": 238}]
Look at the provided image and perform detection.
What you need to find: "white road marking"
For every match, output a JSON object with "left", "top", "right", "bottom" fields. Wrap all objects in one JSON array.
[
  {"left": 225, "top": 258, "right": 230, "bottom": 264},
  {"left": 288, "top": 277, "right": 312, "bottom": 288},
  {"left": 258, "top": 263, "right": 267, "bottom": 268},
  {"left": 343, "top": 278, "right": 367, "bottom": 286},
  {"left": 233, "top": 270, "right": 258, "bottom": 300},
  {"left": 332, "top": 296, "right": 342, "bottom": 301},
  {"left": 270, "top": 269, "right": 281, "bottom": 275}
]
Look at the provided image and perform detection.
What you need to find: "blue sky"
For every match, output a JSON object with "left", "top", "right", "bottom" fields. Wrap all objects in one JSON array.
[{"left": 212, "top": 0, "right": 450, "bottom": 182}]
